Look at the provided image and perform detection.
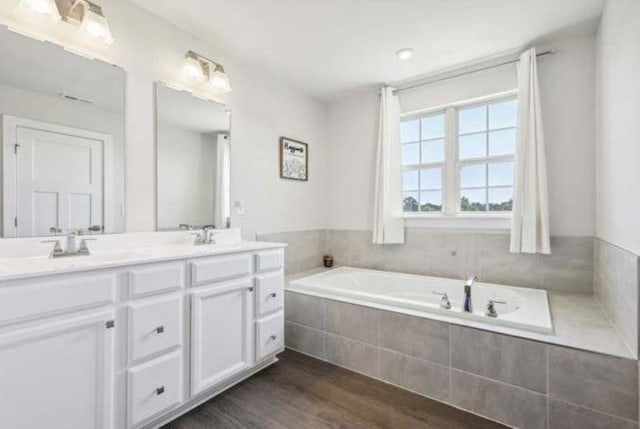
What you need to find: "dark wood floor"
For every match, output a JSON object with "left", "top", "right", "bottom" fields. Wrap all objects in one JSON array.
[{"left": 162, "top": 350, "right": 506, "bottom": 429}]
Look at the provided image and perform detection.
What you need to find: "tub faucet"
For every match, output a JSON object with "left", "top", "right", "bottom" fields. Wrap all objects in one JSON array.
[{"left": 463, "top": 275, "right": 476, "bottom": 312}]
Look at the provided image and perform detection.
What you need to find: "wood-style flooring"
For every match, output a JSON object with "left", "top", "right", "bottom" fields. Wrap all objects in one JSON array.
[{"left": 162, "top": 349, "right": 507, "bottom": 429}]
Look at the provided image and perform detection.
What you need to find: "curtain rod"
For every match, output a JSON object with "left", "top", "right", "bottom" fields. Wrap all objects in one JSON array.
[{"left": 393, "top": 48, "right": 558, "bottom": 95}]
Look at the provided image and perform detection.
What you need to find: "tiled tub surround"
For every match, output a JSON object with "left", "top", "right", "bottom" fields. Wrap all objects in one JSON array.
[
  {"left": 594, "top": 239, "right": 640, "bottom": 358},
  {"left": 260, "top": 228, "right": 638, "bottom": 355},
  {"left": 285, "top": 290, "right": 639, "bottom": 429},
  {"left": 258, "top": 228, "right": 594, "bottom": 294},
  {"left": 288, "top": 268, "right": 632, "bottom": 358}
]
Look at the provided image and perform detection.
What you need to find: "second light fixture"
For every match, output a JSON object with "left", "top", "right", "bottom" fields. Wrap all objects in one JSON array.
[{"left": 182, "top": 51, "right": 232, "bottom": 95}]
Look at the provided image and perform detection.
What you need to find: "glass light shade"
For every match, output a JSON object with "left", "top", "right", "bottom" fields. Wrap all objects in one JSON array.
[
  {"left": 19, "top": 0, "right": 61, "bottom": 21},
  {"left": 183, "top": 55, "right": 206, "bottom": 83},
  {"left": 207, "top": 66, "right": 232, "bottom": 94},
  {"left": 79, "top": 5, "right": 114, "bottom": 46}
]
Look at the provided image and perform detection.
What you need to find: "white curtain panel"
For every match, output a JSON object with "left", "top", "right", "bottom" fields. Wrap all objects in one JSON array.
[
  {"left": 214, "top": 134, "right": 231, "bottom": 229},
  {"left": 372, "top": 86, "right": 405, "bottom": 244},
  {"left": 510, "top": 48, "right": 551, "bottom": 254}
]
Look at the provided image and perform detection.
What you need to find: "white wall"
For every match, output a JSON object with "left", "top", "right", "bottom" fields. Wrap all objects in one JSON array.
[
  {"left": 0, "top": 0, "right": 328, "bottom": 239},
  {"left": 156, "top": 123, "right": 215, "bottom": 229},
  {"left": 327, "top": 33, "right": 597, "bottom": 236},
  {"left": 596, "top": 0, "right": 640, "bottom": 255}
]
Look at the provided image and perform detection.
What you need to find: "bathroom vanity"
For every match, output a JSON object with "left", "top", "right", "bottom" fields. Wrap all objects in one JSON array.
[{"left": 0, "top": 236, "right": 286, "bottom": 428}]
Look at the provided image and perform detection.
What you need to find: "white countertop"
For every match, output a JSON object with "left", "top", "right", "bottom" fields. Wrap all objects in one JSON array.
[{"left": 0, "top": 241, "right": 286, "bottom": 282}]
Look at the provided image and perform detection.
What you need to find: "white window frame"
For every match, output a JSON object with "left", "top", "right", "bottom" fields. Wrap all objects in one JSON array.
[{"left": 400, "top": 90, "right": 517, "bottom": 227}]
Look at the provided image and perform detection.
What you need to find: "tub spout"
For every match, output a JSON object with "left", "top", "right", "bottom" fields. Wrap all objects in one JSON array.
[{"left": 463, "top": 275, "right": 476, "bottom": 312}]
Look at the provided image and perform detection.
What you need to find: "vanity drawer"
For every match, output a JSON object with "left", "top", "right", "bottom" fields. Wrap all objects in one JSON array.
[
  {"left": 127, "top": 351, "right": 182, "bottom": 427},
  {"left": 190, "top": 254, "right": 252, "bottom": 286},
  {"left": 255, "top": 272, "right": 284, "bottom": 317},
  {"left": 0, "top": 273, "right": 116, "bottom": 327},
  {"left": 129, "top": 263, "right": 184, "bottom": 299},
  {"left": 127, "top": 295, "right": 182, "bottom": 364},
  {"left": 255, "top": 311, "right": 284, "bottom": 361},
  {"left": 255, "top": 250, "right": 284, "bottom": 273}
]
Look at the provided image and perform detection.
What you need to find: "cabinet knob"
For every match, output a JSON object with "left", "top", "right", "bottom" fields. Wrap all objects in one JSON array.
[
  {"left": 269, "top": 292, "right": 277, "bottom": 298},
  {"left": 156, "top": 326, "right": 165, "bottom": 334},
  {"left": 156, "top": 386, "right": 165, "bottom": 395},
  {"left": 248, "top": 287, "right": 254, "bottom": 292},
  {"left": 269, "top": 334, "right": 278, "bottom": 341}
]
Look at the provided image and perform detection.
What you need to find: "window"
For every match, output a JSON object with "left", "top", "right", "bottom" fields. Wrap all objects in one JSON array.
[
  {"left": 401, "top": 112, "right": 445, "bottom": 213},
  {"left": 401, "top": 94, "right": 517, "bottom": 217}
]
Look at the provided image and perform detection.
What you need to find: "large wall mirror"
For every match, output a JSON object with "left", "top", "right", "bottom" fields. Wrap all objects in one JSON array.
[
  {"left": 0, "top": 27, "right": 126, "bottom": 238},
  {"left": 155, "top": 83, "right": 231, "bottom": 231}
]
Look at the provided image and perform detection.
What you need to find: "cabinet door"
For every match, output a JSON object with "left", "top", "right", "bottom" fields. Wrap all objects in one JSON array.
[
  {"left": 190, "top": 280, "right": 254, "bottom": 396},
  {"left": 0, "top": 310, "right": 115, "bottom": 429}
]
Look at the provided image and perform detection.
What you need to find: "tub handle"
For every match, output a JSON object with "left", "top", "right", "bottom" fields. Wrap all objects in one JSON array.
[
  {"left": 433, "top": 291, "right": 451, "bottom": 310},
  {"left": 485, "top": 300, "right": 507, "bottom": 318}
]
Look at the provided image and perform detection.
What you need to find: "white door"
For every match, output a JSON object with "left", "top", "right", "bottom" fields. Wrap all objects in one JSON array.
[
  {"left": 0, "top": 310, "right": 115, "bottom": 429},
  {"left": 15, "top": 125, "right": 104, "bottom": 236},
  {"left": 190, "top": 280, "right": 254, "bottom": 396}
]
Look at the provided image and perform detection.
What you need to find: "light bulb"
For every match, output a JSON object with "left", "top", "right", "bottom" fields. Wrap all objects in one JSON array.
[
  {"left": 183, "top": 55, "right": 206, "bottom": 83},
  {"left": 207, "top": 66, "right": 232, "bottom": 94},
  {"left": 79, "top": 2, "right": 114, "bottom": 46},
  {"left": 396, "top": 48, "right": 414, "bottom": 60},
  {"left": 19, "top": 0, "right": 60, "bottom": 20}
]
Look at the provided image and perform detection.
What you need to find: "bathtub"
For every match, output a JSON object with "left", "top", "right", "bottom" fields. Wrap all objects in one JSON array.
[{"left": 288, "top": 267, "right": 553, "bottom": 334}]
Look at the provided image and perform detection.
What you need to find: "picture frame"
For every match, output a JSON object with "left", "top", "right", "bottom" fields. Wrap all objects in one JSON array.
[{"left": 279, "top": 136, "right": 308, "bottom": 181}]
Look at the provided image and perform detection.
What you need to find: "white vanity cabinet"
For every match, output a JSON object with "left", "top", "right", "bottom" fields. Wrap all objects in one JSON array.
[
  {"left": 0, "top": 243, "right": 286, "bottom": 429},
  {"left": 190, "top": 279, "right": 254, "bottom": 396},
  {"left": 0, "top": 309, "right": 116, "bottom": 429}
]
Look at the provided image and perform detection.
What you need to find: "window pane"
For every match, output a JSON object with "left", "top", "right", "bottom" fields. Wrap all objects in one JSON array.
[
  {"left": 489, "top": 100, "right": 517, "bottom": 129},
  {"left": 402, "top": 170, "right": 419, "bottom": 191},
  {"left": 461, "top": 189, "right": 487, "bottom": 211},
  {"left": 400, "top": 119, "right": 419, "bottom": 143},
  {"left": 459, "top": 133, "right": 486, "bottom": 159},
  {"left": 458, "top": 105, "right": 487, "bottom": 134},
  {"left": 403, "top": 192, "right": 419, "bottom": 212},
  {"left": 488, "top": 187, "right": 513, "bottom": 211},
  {"left": 420, "top": 191, "right": 442, "bottom": 212},
  {"left": 421, "top": 114, "right": 445, "bottom": 139},
  {"left": 488, "top": 162, "right": 514, "bottom": 186},
  {"left": 402, "top": 143, "right": 420, "bottom": 165},
  {"left": 460, "top": 164, "right": 486, "bottom": 188},
  {"left": 420, "top": 168, "right": 442, "bottom": 190},
  {"left": 421, "top": 139, "right": 444, "bottom": 163},
  {"left": 489, "top": 129, "right": 516, "bottom": 156}
]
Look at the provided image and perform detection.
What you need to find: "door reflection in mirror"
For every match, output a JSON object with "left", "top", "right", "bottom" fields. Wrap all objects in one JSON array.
[{"left": 0, "top": 27, "right": 126, "bottom": 238}]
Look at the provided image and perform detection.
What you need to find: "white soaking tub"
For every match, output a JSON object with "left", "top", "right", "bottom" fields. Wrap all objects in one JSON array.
[{"left": 288, "top": 267, "right": 553, "bottom": 334}]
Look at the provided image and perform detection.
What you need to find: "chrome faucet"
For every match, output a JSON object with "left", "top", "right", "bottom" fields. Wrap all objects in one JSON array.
[
  {"left": 463, "top": 275, "right": 476, "bottom": 312},
  {"left": 191, "top": 227, "right": 217, "bottom": 245},
  {"left": 41, "top": 231, "right": 96, "bottom": 258}
]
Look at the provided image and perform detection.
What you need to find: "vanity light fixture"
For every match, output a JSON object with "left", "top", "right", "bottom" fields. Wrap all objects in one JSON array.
[
  {"left": 64, "top": 0, "right": 114, "bottom": 46},
  {"left": 396, "top": 48, "right": 414, "bottom": 60},
  {"left": 18, "top": 0, "right": 61, "bottom": 21},
  {"left": 182, "top": 51, "right": 232, "bottom": 94}
]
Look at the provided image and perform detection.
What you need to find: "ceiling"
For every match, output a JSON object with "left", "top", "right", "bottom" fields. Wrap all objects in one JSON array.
[{"left": 132, "top": 0, "right": 605, "bottom": 102}]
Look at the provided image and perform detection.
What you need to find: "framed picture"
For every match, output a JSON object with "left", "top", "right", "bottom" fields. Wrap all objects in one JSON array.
[{"left": 279, "top": 137, "right": 308, "bottom": 181}]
